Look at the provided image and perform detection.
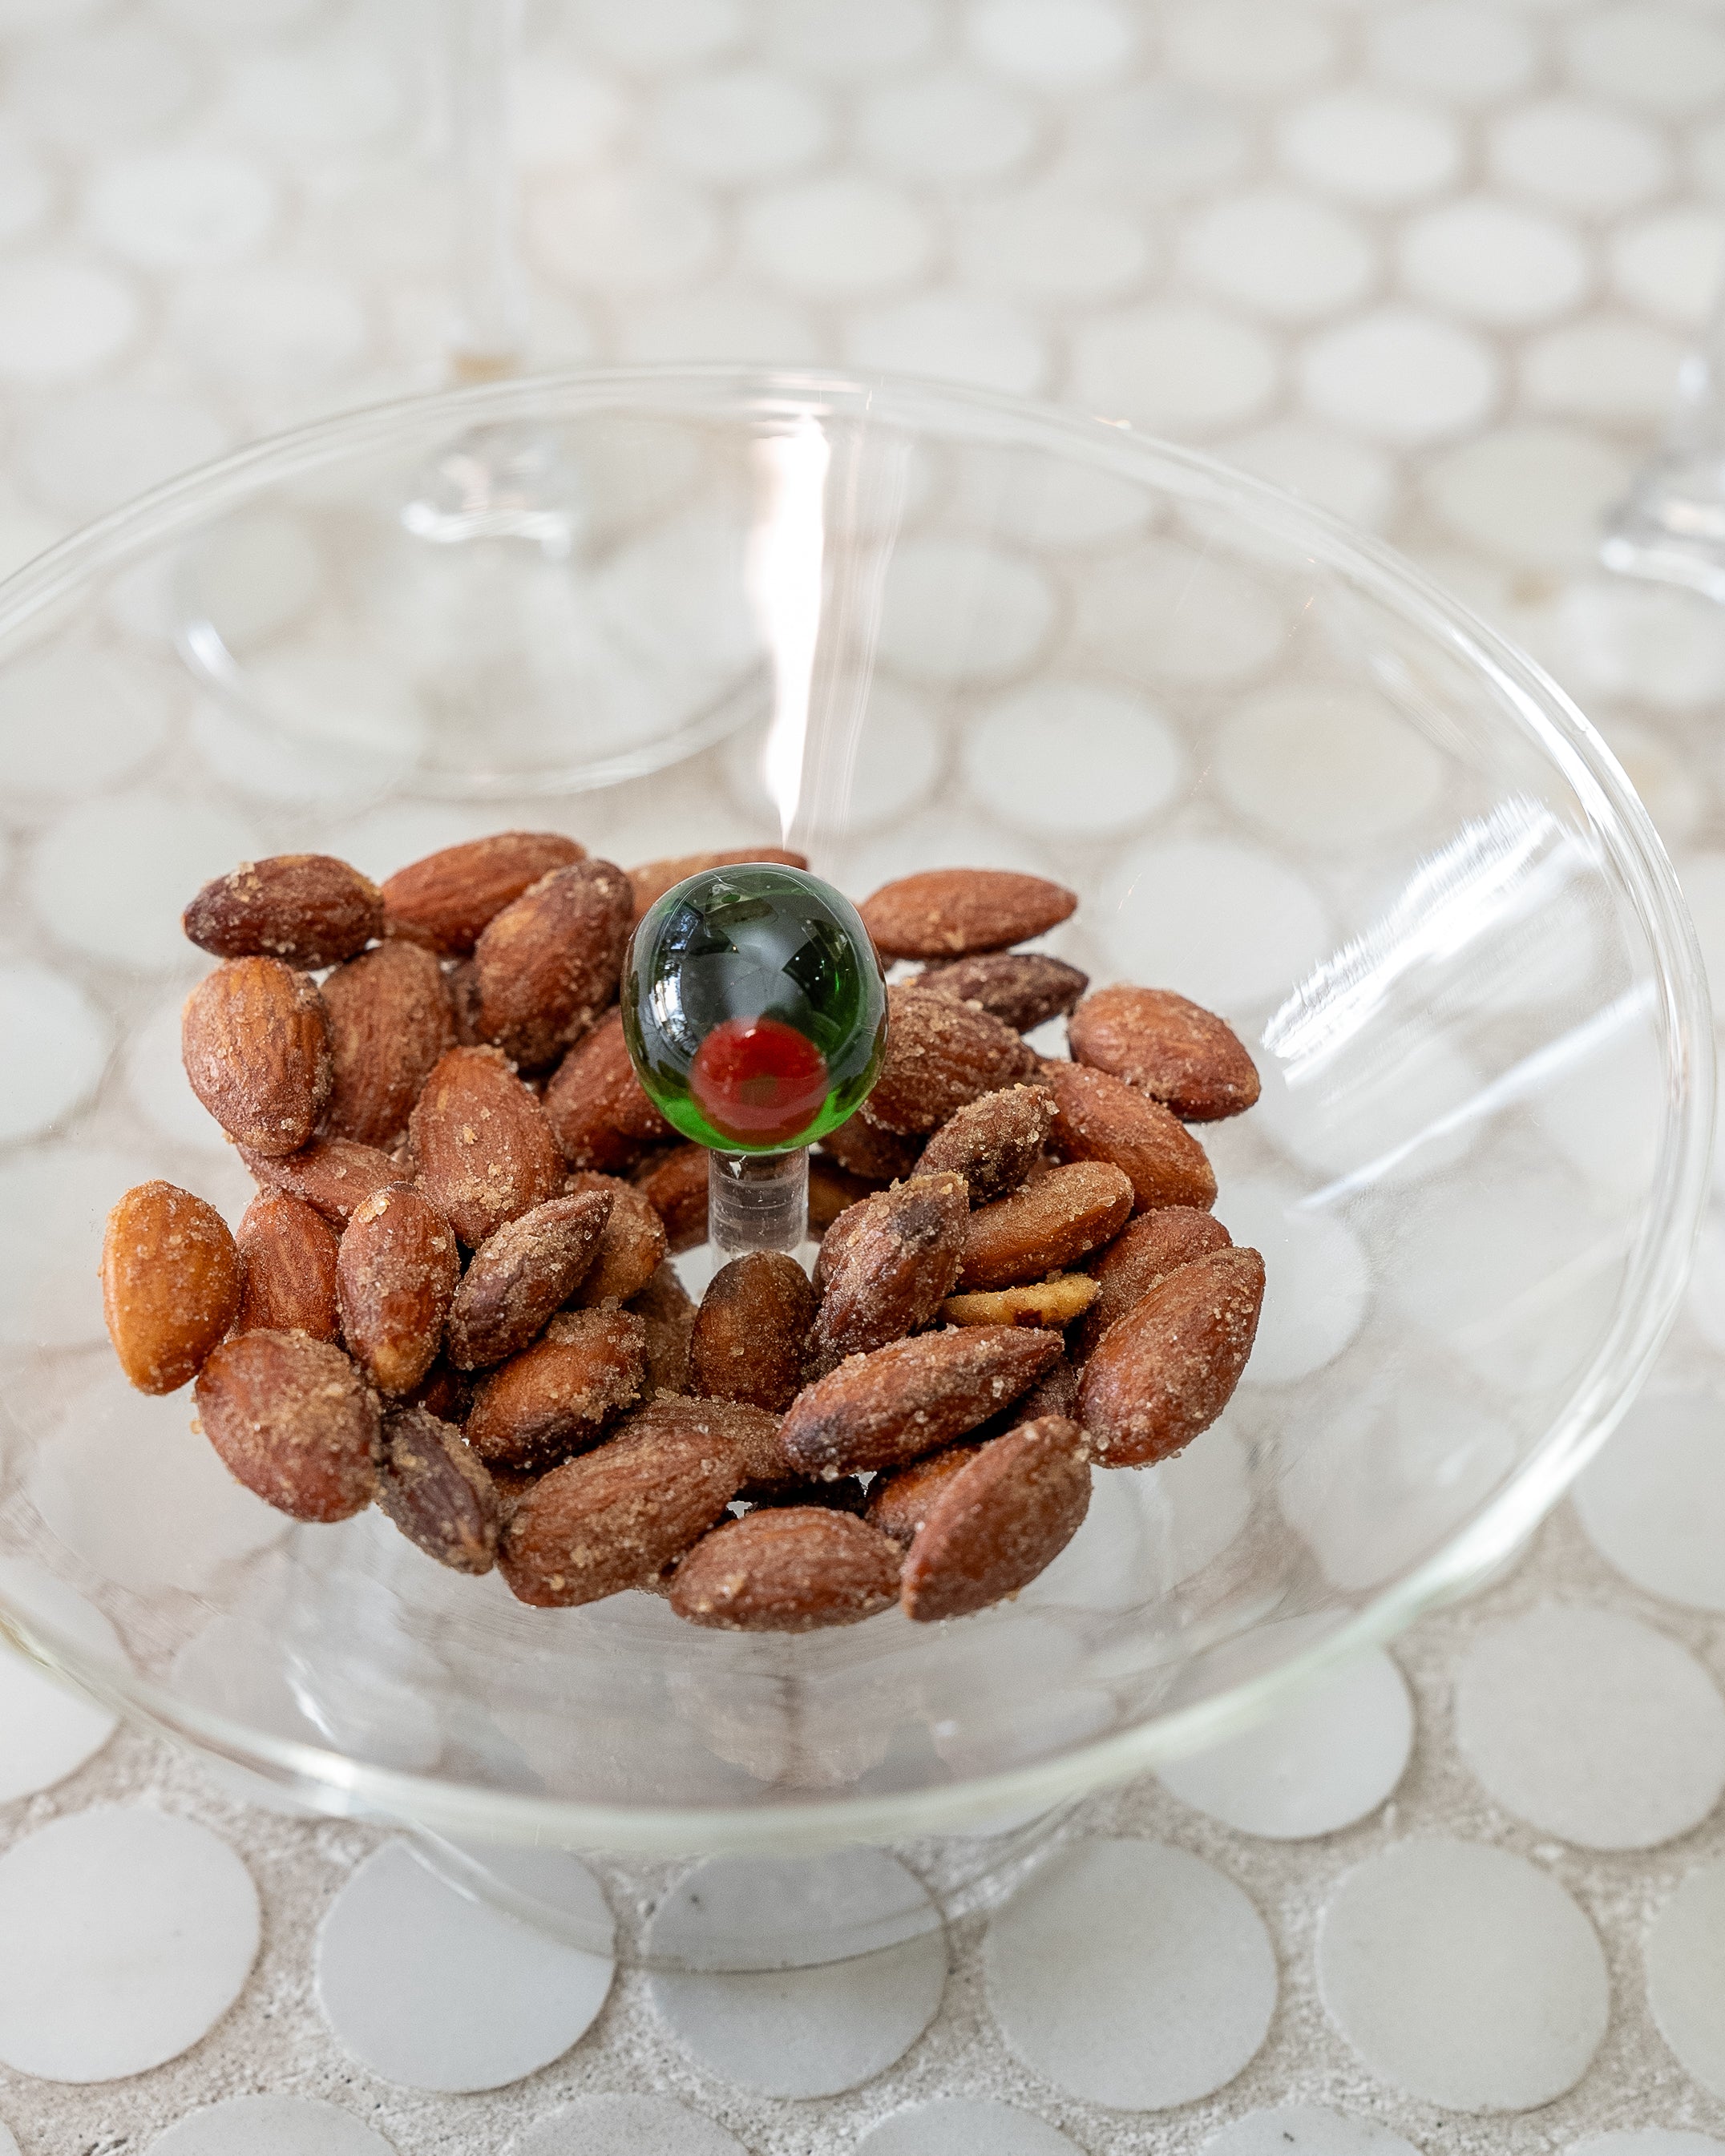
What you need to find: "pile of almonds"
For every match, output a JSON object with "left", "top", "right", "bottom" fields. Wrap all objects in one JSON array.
[{"left": 99, "top": 833, "right": 1265, "bottom": 1632}]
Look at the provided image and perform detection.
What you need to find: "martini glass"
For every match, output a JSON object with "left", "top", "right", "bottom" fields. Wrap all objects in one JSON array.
[{"left": 1602, "top": 256, "right": 1725, "bottom": 600}]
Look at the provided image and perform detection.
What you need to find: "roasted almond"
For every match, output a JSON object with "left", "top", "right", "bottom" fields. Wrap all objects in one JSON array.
[
  {"left": 447, "top": 957, "right": 483, "bottom": 1046},
  {"left": 472, "top": 858, "right": 633, "bottom": 1070},
  {"left": 236, "top": 1192, "right": 340, "bottom": 1341},
  {"left": 631, "top": 1143, "right": 709, "bottom": 1254},
  {"left": 182, "top": 956, "right": 332, "bottom": 1157},
  {"left": 982, "top": 1349, "right": 1078, "bottom": 1435},
  {"left": 867, "top": 1442, "right": 987, "bottom": 1545},
  {"left": 1039, "top": 1058, "right": 1217, "bottom": 1212},
  {"left": 184, "top": 854, "right": 383, "bottom": 970},
  {"left": 919, "top": 1083, "right": 1055, "bottom": 1205},
  {"left": 940, "top": 1275, "right": 1097, "bottom": 1329},
  {"left": 860, "top": 868, "right": 1077, "bottom": 959},
  {"left": 562, "top": 1170, "right": 670, "bottom": 1307},
  {"left": 615, "top": 1392, "right": 790, "bottom": 1492},
  {"left": 629, "top": 845, "right": 810, "bottom": 925},
  {"left": 863, "top": 985, "right": 1039, "bottom": 1136},
  {"left": 689, "top": 1252, "right": 818, "bottom": 1411},
  {"left": 375, "top": 1403, "right": 501, "bottom": 1573},
  {"left": 466, "top": 1306, "right": 644, "bottom": 1471},
  {"left": 195, "top": 1330, "right": 379, "bottom": 1521},
  {"left": 405, "top": 1355, "right": 473, "bottom": 1427},
  {"left": 815, "top": 1108, "right": 922, "bottom": 1183},
  {"left": 805, "top": 1173, "right": 968, "bottom": 1377},
  {"left": 669, "top": 1508, "right": 903, "bottom": 1632},
  {"left": 1073, "top": 1206, "right": 1234, "bottom": 1361},
  {"left": 809, "top": 1154, "right": 880, "bottom": 1237},
  {"left": 237, "top": 1135, "right": 401, "bottom": 1226},
  {"left": 913, "top": 951, "right": 1089, "bottom": 1033},
  {"left": 959, "top": 1160, "right": 1134, "bottom": 1290},
  {"left": 410, "top": 1046, "right": 566, "bottom": 1247},
  {"left": 382, "top": 830, "right": 585, "bottom": 955},
  {"left": 628, "top": 1262, "right": 696, "bottom": 1399},
  {"left": 1069, "top": 985, "right": 1260, "bottom": 1121},
  {"left": 1078, "top": 1246, "right": 1266, "bottom": 1466},
  {"left": 542, "top": 1011, "right": 673, "bottom": 1173},
  {"left": 779, "top": 1323, "right": 1062, "bottom": 1477},
  {"left": 900, "top": 1416, "right": 1090, "bottom": 1621},
  {"left": 102, "top": 1181, "right": 242, "bottom": 1395},
  {"left": 336, "top": 1183, "right": 460, "bottom": 1396},
  {"left": 320, "top": 939, "right": 456, "bottom": 1148},
  {"left": 446, "top": 1189, "right": 612, "bottom": 1370}
]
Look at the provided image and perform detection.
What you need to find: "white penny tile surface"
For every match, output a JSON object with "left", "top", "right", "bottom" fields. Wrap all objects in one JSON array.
[
  {"left": 1205, "top": 2110, "right": 1424, "bottom": 2155},
  {"left": 147, "top": 2096, "right": 398, "bottom": 2154},
  {"left": 1646, "top": 1857, "right": 1725, "bottom": 2101},
  {"left": 854, "top": 2097, "right": 1084, "bottom": 2154},
  {"left": 509, "top": 2094, "right": 746, "bottom": 2154}
]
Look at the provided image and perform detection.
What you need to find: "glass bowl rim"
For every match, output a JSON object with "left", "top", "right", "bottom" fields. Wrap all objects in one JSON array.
[{"left": 0, "top": 361, "right": 1711, "bottom": 1853}]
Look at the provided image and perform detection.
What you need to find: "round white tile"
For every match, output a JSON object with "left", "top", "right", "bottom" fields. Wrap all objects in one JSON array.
[
  {"left": 846, "top": 294, "right": 1048, "bottom": 396},
  {"left": 316, "top": 1841, "right": 614, "bottom": 2093},
  {"left": 1165, "top": 2, "right": 1338, "bottom": 98},
  {"left": 1646, "top": 1855, "right": 1725, "bottom": 2100},
  {"left": 1205, "top": 2110, "right": 1424, "bottom": 2156},
  {"left": 1300, "top": 308, "right": 1500, "bottom": 442},
  {"left": 221, "top": 43, "right": 402, "bottom": 151},
  {"left": 86, "top": 148, "right": 277, "bottom": 269},
  {"left": 0, "top": 647, "right": 172, "bottom": 797},
  {"left": 1077, "top": 542, "right": 1287, "bottom": 684},
  {"left": 856, "top": 2098, "right": 1083, "bottom": 2154},
  {"left": 876, "top": 538, "right": 1054, "bottom": 685},
  {"left": 14, "top": 25, "right": 195, "bottom": 145},
  {"left": 1183, "top": 192, "right": 1374, "bottom": 321},
  {"left": 169, "top": 268, "right": 370, "bottom": 389},
  {"left": 966, "top": 0, "right": 1136, "bottom": 87},
  {"left": 1567, "top": 5, "right": 1725, "bottom": 118},
  {"left": 645, "top": 1851, "right": 947, "bottom": 2098},
  {"left": 1456, "top": 1605, "right": 1725, "bottom": 1851},
  {"left": 22, "top": 388, "right": 229, "bottom": 522},
  {"left": 148, "top": 2097, "right": 397, "bottom": 2154},
  {"left": 956, "top": 188, "right": 1150, "bottom": 304},
  {"left": 1369, "top": 2, "right": 1535, "bottom": 102},
  {"left": 0, "top": 1563, "right": 123, "bottom": 1803},
  {"left": 1104, "top": 838, "right": 1331, "bottom": 1013},
  {"left": 1424, "top": 426, "right": 1632, "bottom": 571},
  {"left": 741, "top": 176, "right": 931, "bottom": 299},
  {"left": 1569, "top": 2138, "right": 1725, "bottom": 2156},
  {"left": 1401, "top": 198, "right": 1588, "bottom": 328},
  {"left": 1610, "top": 208, "right": 1725, "bottom": 330},
  {"left": 28, "top": 793, "right": 258, "bottom": 970},
  {"left": 620, "top": 290, "right": 821, "bottom": 367},
  {"left": 0, "top": 1144, "right": 160, "bottom": 1351},
  {"left": 1316, "top": 1839, "right": 1610, "bottom": 2111},
  {"left": 1222, "top": 424, "right": 1396, "bottom": 527},
  {"left": 646, "top": 67, "right": 830, "bottom": 184},
  {"left": 0, "top": 1808, "right": 259, "bottom": 2081},
  {"left": 1071, "top": 304, "right": 1279, "bottom": 434},
  {"left": 1490, "top": 99, "right": 1670, "bottom": 215},
  {"left": 578, "top": 0, "right": 742, "bottom": 69},
  {"left": 0, "top": 963, "right": 110, "bottom": 1143},
  {"left": 510, "top": 2095, "right": 745, "bottom": 2155},
  {"left": 766, "top": 0, "right": 935, "bottom": 82},
  {"left": 1214, "top": 684, "right": 1444, "bottom": 846},
  {"left": 985, "top": 1839, "right": 1276, "bottom": 2109},
  {"left": 1524, "top": 320, "right": 1687, "bottom": 426},
  {"left": 963, "top": 681, "right": 1185, "bottom": 836},
  {"left": 1572, "top": 1391, "right": 1725, "bottom": 1613},
  {"left": 1278, "top": 91, "right": 1462, "bottom": 206},
  {"left": 1223, "top": 1175, "right": 1370, "bottom": 1383},
  {"left": 530, "top": 169, "right": 720, "bottom": 296},
  {"left": 0, "top": 255, "right": 137, "bottom": 380},
  {"left": 857, "top": 69, "right": 1039, "bottom": 184}
]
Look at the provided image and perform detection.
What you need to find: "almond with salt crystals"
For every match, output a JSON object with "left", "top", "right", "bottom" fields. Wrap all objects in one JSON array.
[
  {"left": 1039, "top": 1057, "right": 1218, "bottom": 1213},
  {"left": 669, "top": 1508, "right": 903, "bottom": 1632},
  {"left": 900, "top": 1415, "right": 1091, "bottom": 1621},
  {"left": 466, "top": 1306, "right": 645, "bottom": 1472},
  {"left": 320, "top": 939, "right": 455, "bottom": 1148},
  {"left": 336, "top": 1183, "right": 460, "bottom": 1397},
  {"left": 1069, "top": 984, "right": 1260, "bottom": 1121},
  {"left": 382, "top": 830, "right": 585, "bottom": 954},
  {"left": 919, "top": 1083, "right": 1055, "bottom": 1206},
  {"left": 543, "top": 1010, "right": 673, "bottom": 1173},
  {"left": 102, "top": 1181, "right": 242, "bottom": 1395},
  {"left": 376, "top": 1403, "right": 501, "bottom": 1574},
  {"left": 860, "top": 867, "right": 1077, "bottom": 959},
  {"left": 410, "top": 1045, "right": 565, "bottom": 1247},
  {"left": 184, "top": 853, "right": 383, "bottom": 970},
  {"left": 182, "top": 956, "right": 331, "bottom": 1157},
  {"left": 806, "top": 1173, "right": 969, "bottom": 1376},
  {"left": 446, "top": 1188, "right": 612, "bottom": 1370},
  {"left": 236, "top": 1191, "right": 340, "bottom": 1342},
  {"left": 237, "top": 1134, "right": 400, "bottom": 1227},
  {"left": 863, "top": 985, "right": 1038, "bottom": 1136},
  {"left": 1073, "top": 1206, "right": 1233, "bottom": 1361},
  {"left": 959, "top": 1160, "right": 1134, "bottom": 1290},
  {"left": 689, "top": 1251, "right": 818, "bottom": 1411},
  {"left": 1079, "top": 1246, "right": 1266, "bottom": 1467},
  {"left": 913, "top": 951, "right": 1089, "bottom": 1033},
  {"left": 473, "top": 858, "right": 633, "bottom": 1070},
  {"left": 196, "top": 1330, "right": 380, "bottom": 1522}
]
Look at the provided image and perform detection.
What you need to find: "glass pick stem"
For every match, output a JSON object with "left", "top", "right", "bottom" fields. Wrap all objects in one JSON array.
[{"left": 708, "top": 1149, "right": 810, "bottom": 1266}]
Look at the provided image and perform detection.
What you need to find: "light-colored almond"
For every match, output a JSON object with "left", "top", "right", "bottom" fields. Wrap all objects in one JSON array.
[
  {"left": 182, "top": 956, "right": 331, "bottom": 1157},
  {"left": 1078, "top": 1246, "right": 1265, "bottom": 1466},
  {"left": 410, "top": 1046, "right": 565, "bottom": 1247},
  {"left": 184, "top": 854, "right": 383, "bottom": 970},
  {"left": 102, "top": 1181, "right": 242, "bottom": 1395},
  {"left": 336, "top": 1183, "right": 460, "bottom": 1395},
  {"left": 195, "top": 1330, "right": 379, "bottom": 1521}
]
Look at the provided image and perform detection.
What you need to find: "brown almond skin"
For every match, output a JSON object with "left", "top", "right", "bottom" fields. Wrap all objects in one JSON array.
[
  {"left": 1079, "top": 1247, "right": 1266, "bottom": 1466},
  {"left": 1070, "top": 985, "right": 1261, "bottom": 1121},
  {"left": 1073, "top": 1207, "right": 1234, "bottom": 1361},
  {"left": 690, "top": 1252, "right": 818, "bottom": 1411},
  {"left": 382, "top": 831, "right": 585, "bottom": 955},
  {"left": 446, "top": 1189, "right": 612, "bottom": 1370},
  {"left": 236, "top": 1192, "right": 340, "bottom": 1341},
  {"left": 809, "top": 1155, "right": 880, "bottom": 1237},
  {"left": 542, "top": 1011, "right": 673, "bottom": 1173},
  {"left": 818, "top": 1109, "right": 922, "bottom": 1184},
  {"left": 960, "top": 1161, "right": 1134, "bottom": 1290},
  {"left": 901, "top": 1416, "right": 1091, "bottom": 1621},
  {"left": 336, "top": 1184, "right": 460, "bottom": 1396},
  {"left": 669, "top": 1508, "right": 903, "bottom": 1632},
  {"left": 1039, "top": 1059, "right": 1218, "bottom": 1212},
  {"left": 321, "top": 940, "right": 456, "bottom": 1148},
  {"left": 196, "top": 1330, "right": 379, "bottom": 1521},
  {"left": 629, "top": 846, "right": 810, "bottom": 925},
  {"left": 867, "top": 1442, "right": 988, "bottom": 1546},
  {"left": 779, "top": 1324, "right": 1062, "bottom": 1478},
  {"left": 472, "top": 858, "right": 633, "bottom": 1070},
  {"left": 864, "top": 985, "right": 1039, "bottom": 1136},
  {"left": 806, "top": 1173, "right": 969, "bottom": 1377},
  {"left": 405, "top": 1356, "right": 473, "bottom": 1427},
  {"left": 562, "top": 1171, "right": 670, "bottom": 1307},
  {"left": 237, "top": 1135, "right": 401, "bottom": 1226},
  {"left": 102, "top": 1181, "right": 242, "bottom": 1395},
  {"left": 376, "top": 1403, "right": 501, "bottom": 1573},
  {"left": 919, "top": 1084, "right": 1056, "bottom": 1205},
  {"left": 860, "top": 868, "right": 1078, "bottom": 959},
  {"left": 913, "top": 952, "right": 1089, "bottom": 1033},
  {"left": 979, "top": 1350, "right": 1078, "bottom": 1437},
  {"left": 499, "top": 1407, "right": 745, "bottom": 1607},
  {"left": 182, "top": 956, "right": 332, "bottom": 1157},
  {"left": 410, "top": 1046, "right": 566, "bottom": 1247},
  {"left": 618, "top": 1392, "right": 789, "bottom": 1491},
  {"left": 628, "top": 1262, "right": 695, "bottom": 1399},
  {"left": 184, "top": 854, "right": 384, "bottom": 970},
  {"left": 447, "top": 957, "right": 483, "bottom": 1046},
  {"left": 466, "top": 1306, "right": 644, "bottom": 1471},
  {"left": 632, "top": 1143, "right": 709, "bottom": 1253}
]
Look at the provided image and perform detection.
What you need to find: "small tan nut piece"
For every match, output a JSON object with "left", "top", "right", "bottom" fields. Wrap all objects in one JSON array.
[
  {"left": 563, "top": 1172, "right": 669, "bottom": 1307},
  {"left": 913, "top": 952, "right": 1089, "bottom": 1033},
  {"left": 195, "top": 1330, "right": 380, "bottom": 1521},
  {"left": 320, "top": 940, "right": 455, "bottom": 1149},
  {"left": 102, "top": 1181, "right": 242, "bottom": 1395},
  {"left": 182, "top": 955, "right": 332, "bottom": 1157},
  {"left": 236, "top": 1192, "right": 341, "bottom": 1342},
  {"left": 806, "top": 1173, "right": 969, "bottom": 1377},
  {"left": 466, "top": 1306, "right": 645, "bottom": 1472},
  {"left": 628, "top": 846, "right": 809, "bottom": 925},
  {"left": 1039, "top": 1058, "right": 1217, "bottom": 1213},
  {"left": 543, "top": 1011, "right": 672, "bottom": 1173},
  {"left": 336, "top": 1184, "right": 461, "bottom": 1396},
  {"left": 375, "top": 1403, "right": 502, "bottom": 1574},
  {"left": 1069, "top": 984, "right": 1260, "bottom": 1121},
  {"left": 410, "top": 1046, "right": 566, "bottom": 1247},
  {"left": 237, "top": 1135, "right": 401, "bottom": 1227},
  {"left": 864, "top": 985, "right": 1039, "bottom": 1136},
  {"left": 689, "top": 1251, "right": 818, "bottom": 1411},
  {"left": 959, "top": 1161, "right": 1134, "bottom": 1290},
  {"left": 184, "top": 853, "right": 384, "bottom": 971},
  {"left": 940, "top": 1276, "right": 1098, "bottom": 1329},
  {"left": 381, "top": 830, "right": 585, "bottom": 955},
  {"left": 1078, "top": 1246, "right": 1266, "bottom": 1467},
  {"left": 860, "top": 868, "right": 1077, "bottom": 959},
  {"left": 669, "top": 1508, "right": 903, "bottom": 1632},
  {"left": 474, "top": 858, "right": 633, "bottom": 1071},
  {"left": 919, "top": 1084, "right": 1056, "bottom": 1206},
  {"left": 446, "top": 1189, "right": 613, "bottom": 1370},
  {"left": 1073, "top": 1206, "right": 1233, "bottom": 1362},
  {"left": 900, "top": 1415, "right": 1091, "bottom": 1621}
]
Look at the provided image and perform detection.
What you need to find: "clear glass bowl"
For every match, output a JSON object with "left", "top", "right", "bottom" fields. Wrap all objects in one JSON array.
[{"left": 0, "top": 368, "right": 1709, "bottom": 1960}]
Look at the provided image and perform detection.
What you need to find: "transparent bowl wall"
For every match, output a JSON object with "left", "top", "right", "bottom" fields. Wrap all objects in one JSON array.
[{"left": 0, "top": 368, "right": 1708, "bottom": 1863}]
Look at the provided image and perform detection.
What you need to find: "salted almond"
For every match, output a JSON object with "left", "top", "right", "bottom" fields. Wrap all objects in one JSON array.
[
  {"left": 195, "top": 1330, "right": 379, "bottom": 1521},
  {"left": 901, "top": 1416, "right": 1090, "bottom": 1621},
  {"left": 405, "top": 1356, "right": 473, "bottom": 1427},
  {"left": 375, "top": 1403, "right": 501, "bottom": 1573},
  {"left": 864, "top": 985, "right": 1038, "bottom": 1136},
  {"left": 446, "top": 1189, "right": 612, "bottom": 1370},
  {"left": 629, "top": 845, "right": 810, "bottom": 924},
  {"left": 616, "top": 1392, "right": 789, "bottom": 1492},
  {"left": 466, "top": 1306, "right": 644, "bottom": 1471},
  {"left": 236, "top": 1192, "right": 340, "bottom": 1341},
  {"left": 1070, "top": 985, "right": 1260, "bottom": 1121},
  {"left": 809, "top": 1154, "right": 879, "bottom": 1237},
  {"left": 474, "top": 858, "right": 633, "bottom": 1070},
  {"left": 182, "top": 956, "right": 331, "bottom": 1156},
  {"left": 1079, "top": 1246, "right": 1266, "bottom": 1467},
  {"left": 860, "top": 868, "right": 1077, "bottom": 959},
  {"left": 913, "top": 951, "right": 1089, "bottom": 1033},
  {"left": 447, "top": 957, "right": 483, "bottom": 1046},
  {"left": 632, "top": 1143, "right": 708, "bottom": 1253},
  {"left": 102, "top": 1181, "right": 242, "bottom": 1395},
  {"left": 669, "top": 1508, "right": 902, "bottom": 1632},
  {"left": 867, "top": 1442, "right": 987, "bottom": 1545},
  {"left": 237, "top": 1135, "right": 400, "bottom": 1226},
  {"left": 184, "top": 854, "right": 383, "bottom": 970},
  {"left": 628, "top": 1262, "right": 696, "bottom": 1399},
  {"left": 543, "top": 1010, "right": 673, "bottom": 1173},
  {"left": 410, "top": 1046, "right": 565, "bottom": 1247},
  {"left": 779, "top": 1323, "right": 1062, "bottom": 1477},
  {"left": 320, "top": 940, "right": 455, "bottom": 1148},
  {"left": 690, "top": 1252, "right": 817, "bottom": 1411},
  {"left": 554, "top": 1173, "right": 664, "bottom": 1307},
  {"left": 1039, "top": 1058, "right": 1217, "bottom": 1212},
  {"left": 805, "top": 1173, "right": 968, "bottom": 1377},
  {"left": 940, "top": 1275, "right": 1097, "bottom": 1329},
  {"left": 819, "top": 1109, "right": 923, "bottom": 1183},
  {"left": 959, "top": 1160, "right": 1133, "bottom": 1290},
  {"left": 1073, "top": 1207, "right": 1233, "bottom": 1361},
  {"left": 919, "top": 1084, "right": 1055, "bottom": 1205},
  {"left": 382, "top": 830, "right": 584, "bottom": 955},
  {"left": 336, "top": 1184, "right": 460, "bottom": 1396}
]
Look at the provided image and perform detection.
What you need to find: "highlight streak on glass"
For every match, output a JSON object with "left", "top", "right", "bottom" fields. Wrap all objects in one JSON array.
[{"left": 749, "top": 418, "right": 831, "bottom": 845}]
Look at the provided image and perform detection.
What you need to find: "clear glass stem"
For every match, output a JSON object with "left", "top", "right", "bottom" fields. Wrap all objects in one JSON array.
[
  {"left": 446, "top": 0, "right": 527, "bottom": 382},
  {"left": 708, "top": 1149, "right": 810, "bottom": 1264}
]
